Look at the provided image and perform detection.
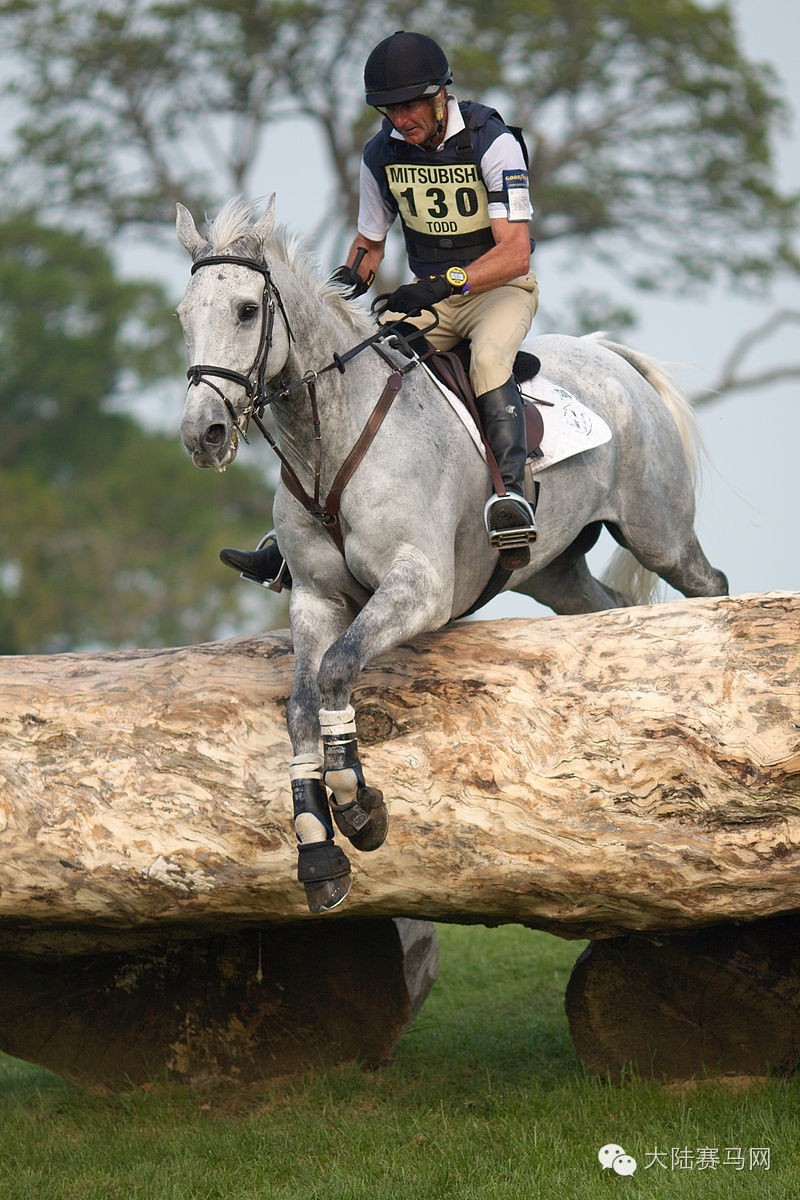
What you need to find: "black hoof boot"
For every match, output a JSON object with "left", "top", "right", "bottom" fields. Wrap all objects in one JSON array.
[
  {"left": 330, "top": 787, "right": 389, "bottom": 852},
  {"left": 297, "top": 841, "right": 352, "bottom": 913}
]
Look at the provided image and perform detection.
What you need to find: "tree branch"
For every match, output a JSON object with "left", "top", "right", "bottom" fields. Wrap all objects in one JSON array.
[{"left": 691, "top": 308, "right": 800, "bottom": 407}]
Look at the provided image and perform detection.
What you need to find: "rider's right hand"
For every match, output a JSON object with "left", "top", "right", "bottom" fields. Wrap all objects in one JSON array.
[{"left": 328, "top": 264, "right": 374, "bottom": 299}]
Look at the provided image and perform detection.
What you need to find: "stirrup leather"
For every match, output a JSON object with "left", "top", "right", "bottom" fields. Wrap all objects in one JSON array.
[{"left": 483, "top": 493, "right": 538, "bottom": 550}]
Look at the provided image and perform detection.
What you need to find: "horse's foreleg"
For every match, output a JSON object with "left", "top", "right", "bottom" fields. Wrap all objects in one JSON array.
[
  {"left": 287, "top": 588, "right": 354, "bottom": 913},
  {"left": 289, "top": 753, "right": 351, "bottom": 912},
  {"left": 317, "top": 550, "right": 451, "bottom": 853}
]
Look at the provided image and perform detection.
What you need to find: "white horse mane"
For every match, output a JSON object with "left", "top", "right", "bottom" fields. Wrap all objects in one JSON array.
[{"left": 206, "top": 198, "right": 372, "bottom": 336}]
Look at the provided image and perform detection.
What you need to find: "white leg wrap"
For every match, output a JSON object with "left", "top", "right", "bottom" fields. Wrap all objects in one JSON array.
[
  {"left": 325, "top": 767, "right": 359, "bottom": 808},
  {"left": 294, "top": 814, "right": 328, "bottom": 843},
  {"left": 319, "top": 705, "right": 357, "bottom": 737},
  {"left": 289, "top": 755, "right": 323, "bottom": 783}
]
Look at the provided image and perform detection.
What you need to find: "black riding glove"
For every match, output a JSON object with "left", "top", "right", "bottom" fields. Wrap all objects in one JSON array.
[
  {"left": 328, "top": 263, "right": 374, "bottom": 299},
  {"left": 382, "top": 275, "right": 451, "bottom": 315}
]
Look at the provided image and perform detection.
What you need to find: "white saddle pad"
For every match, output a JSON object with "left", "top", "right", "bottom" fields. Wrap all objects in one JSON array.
[
  {"left": 521, "top": 375, "right": 612, "bottom": 473},
  {"left": 420, "top": 362, "right": 612, "bottom": 472}
]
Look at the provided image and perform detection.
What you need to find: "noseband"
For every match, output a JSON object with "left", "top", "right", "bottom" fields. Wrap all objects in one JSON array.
[{"left": 185, "top": 253, "right": 294, "bottom": 438}]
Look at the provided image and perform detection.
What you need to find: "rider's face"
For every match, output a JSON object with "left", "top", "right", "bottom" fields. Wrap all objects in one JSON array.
[{"left": 379, "top": 92, "right": 443, "bottom": 145}]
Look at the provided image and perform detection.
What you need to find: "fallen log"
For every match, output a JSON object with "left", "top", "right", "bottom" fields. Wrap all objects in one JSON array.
[
  {"left": 1, "top": 590, "right": 800, "bottom": 945},
  {"left": 0, "top": 591, "right": 798, "bottom": 1085},
  {"left": 0, "top": 592, "right": 797, "bottom": 947}
]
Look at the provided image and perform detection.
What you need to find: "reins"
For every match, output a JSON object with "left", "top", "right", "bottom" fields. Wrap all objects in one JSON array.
[{"left": 185, "top": 252, "right": 432, "bottom": 553}]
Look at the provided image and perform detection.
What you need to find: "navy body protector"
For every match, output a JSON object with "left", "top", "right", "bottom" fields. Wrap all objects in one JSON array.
[{"left": 367, "top": 101, "right": 532, "bottom": 275}]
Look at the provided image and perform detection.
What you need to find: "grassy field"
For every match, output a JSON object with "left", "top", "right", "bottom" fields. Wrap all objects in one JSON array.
[{"left": 1, "top": 924, "right": 798, "bottom": 1199}]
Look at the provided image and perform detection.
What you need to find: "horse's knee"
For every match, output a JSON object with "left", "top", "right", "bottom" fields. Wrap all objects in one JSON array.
[
  {"left": 286, "top": 668, "right": 323, "bottom": 749},
  {"left": 317, "top": 639, "right": 361, "bottom": 711}
]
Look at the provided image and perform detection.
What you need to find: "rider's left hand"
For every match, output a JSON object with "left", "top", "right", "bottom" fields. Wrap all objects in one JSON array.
[{"left": 381, "top": 276, "right": 451, "bottom": 315}]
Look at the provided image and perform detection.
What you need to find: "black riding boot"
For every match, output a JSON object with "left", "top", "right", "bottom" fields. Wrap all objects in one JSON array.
[
  {"left": 219, "top": 531, "right": 292, "bottom": 591},
  {"left": 474, "top": 378, "right": 537, "bottom": 569}
]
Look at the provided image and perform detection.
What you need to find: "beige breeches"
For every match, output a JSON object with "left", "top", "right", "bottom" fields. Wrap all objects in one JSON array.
[{"left": 384, "top": 271, "right": 539, "bottom": 395}]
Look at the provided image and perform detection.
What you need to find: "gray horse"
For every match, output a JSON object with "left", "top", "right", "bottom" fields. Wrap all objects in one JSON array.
[{"left": 177, "top": 197, "right": 728, "bottom": 913}]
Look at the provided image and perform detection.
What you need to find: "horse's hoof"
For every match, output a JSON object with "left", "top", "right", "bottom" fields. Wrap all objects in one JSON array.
[
  {"left": 348, "top": 786, "right": 389, "bottom": 852},
  {"left": 296, "top": 840, "right": 351, "bottom": 913},
  {"left": 303, "top": 874, "right": 352, "bottom": 914}
]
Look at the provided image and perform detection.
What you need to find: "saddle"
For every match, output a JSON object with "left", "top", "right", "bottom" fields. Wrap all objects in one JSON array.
[{"left": 425, "top": 340, "right": 545, "bottom": 459}]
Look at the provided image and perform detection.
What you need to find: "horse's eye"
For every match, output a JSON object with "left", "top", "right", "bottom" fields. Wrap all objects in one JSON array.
[{"left": 238, "top": 303, "right": 259, "bottom": 322}]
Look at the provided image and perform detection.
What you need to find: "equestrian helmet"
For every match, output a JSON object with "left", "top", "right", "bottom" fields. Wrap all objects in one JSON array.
[{"left": 364, "top": 31, "right": 452, "bottom": 108}]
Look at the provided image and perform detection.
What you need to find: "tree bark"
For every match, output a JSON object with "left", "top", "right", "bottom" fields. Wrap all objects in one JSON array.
[{"left": 0, "top": 592, "right": 798, "bottom": 951}]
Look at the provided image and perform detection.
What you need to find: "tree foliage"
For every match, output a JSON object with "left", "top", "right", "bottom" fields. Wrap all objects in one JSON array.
[
  {"left": 1, "top": 0, "right": 797, "bottom": 292},
  {"left": 0, "top": 215, "right": 173, "bottom": 475},
  {"left": 0, "top": 216, "right": 279, "bottom": 653}
]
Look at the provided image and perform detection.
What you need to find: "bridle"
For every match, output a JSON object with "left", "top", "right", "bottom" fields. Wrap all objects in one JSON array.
[{"left": 185, "top": 253, "right": 294, "bottom": 441}]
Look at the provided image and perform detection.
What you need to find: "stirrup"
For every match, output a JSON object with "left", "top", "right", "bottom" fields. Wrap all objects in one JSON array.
[
  {"left": 483, "top": 493, "right": 538, "bottom": 551},
  {"left": 230, "top": 530, "right": 289, "bottom": 593}
]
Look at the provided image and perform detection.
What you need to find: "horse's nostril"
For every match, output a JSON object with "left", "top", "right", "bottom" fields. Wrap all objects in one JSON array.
[{"left": 204, "top": 423, "right": 226, "bottom": 447}]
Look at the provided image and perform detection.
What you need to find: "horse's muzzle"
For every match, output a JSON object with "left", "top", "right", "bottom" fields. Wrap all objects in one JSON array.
[{"left": 182, "top": 417, "right": 239, "bottom": 471}]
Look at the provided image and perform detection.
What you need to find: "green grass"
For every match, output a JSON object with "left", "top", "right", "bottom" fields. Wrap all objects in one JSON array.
[{"left": 1, "top": 925, "right": 798, "bottom": 1199}]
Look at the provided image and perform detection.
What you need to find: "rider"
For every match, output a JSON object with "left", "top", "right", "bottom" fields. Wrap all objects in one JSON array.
[{"left": 221, "top": 29, "right": 539, "bottom": 583}]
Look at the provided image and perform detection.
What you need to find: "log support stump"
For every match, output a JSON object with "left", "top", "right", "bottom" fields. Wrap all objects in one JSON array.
[
  {"left": 565, "top": 915, "right": 800, "bottom": 1082},
  {"left": 0, "top": 918, "right": 438, "bottom": 1088}
]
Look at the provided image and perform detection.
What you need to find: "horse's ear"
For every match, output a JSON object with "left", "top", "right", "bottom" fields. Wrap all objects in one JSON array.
[
  {"left": 252, "top": 194, "right": 277, "bottom": 249},
  {"left": 176, "top": 203, "right": 209, "bottom": 262}
]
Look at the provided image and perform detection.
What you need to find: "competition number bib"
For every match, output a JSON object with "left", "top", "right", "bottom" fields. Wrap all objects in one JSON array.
[{"left": 385, "top": 163, "right": 490, "bottom": 237}]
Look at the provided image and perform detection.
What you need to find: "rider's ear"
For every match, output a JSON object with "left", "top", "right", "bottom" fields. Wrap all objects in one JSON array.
[
  {"left": 176, "top": 203, "right": 210, "bottom": 262},
  {"left": 252, "top": 194, "right": 277, "bottom": 249}
]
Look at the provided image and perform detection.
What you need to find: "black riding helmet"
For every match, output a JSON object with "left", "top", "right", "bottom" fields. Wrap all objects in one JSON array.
[{"left": 364, "top": 31, "right": 452, "bottom": 108}]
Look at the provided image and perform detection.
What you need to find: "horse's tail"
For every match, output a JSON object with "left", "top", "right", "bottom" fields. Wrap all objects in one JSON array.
[{"left": 587, "top": 335, "right": 702, "bottom": 606}]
